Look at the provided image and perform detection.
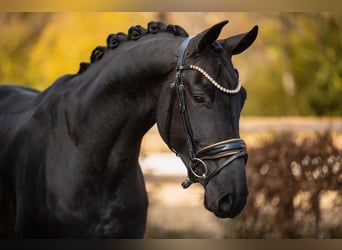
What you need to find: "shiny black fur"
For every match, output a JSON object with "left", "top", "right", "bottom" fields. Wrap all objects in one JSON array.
[{"left": 0, "top": 21, "right": 257, "bottom": 238}]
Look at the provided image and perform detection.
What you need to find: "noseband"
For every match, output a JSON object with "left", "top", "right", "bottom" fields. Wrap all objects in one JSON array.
[{"left": 164, "top": 37, "right": 248, "bottom": 188}]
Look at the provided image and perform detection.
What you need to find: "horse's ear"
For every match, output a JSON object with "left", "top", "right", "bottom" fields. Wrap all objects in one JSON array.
[
  {"left": 220, "top": 25, "right": 258, "bottom": 55},
  {"left": 187, "top": 20, "right": 229, "bottom": 54}
]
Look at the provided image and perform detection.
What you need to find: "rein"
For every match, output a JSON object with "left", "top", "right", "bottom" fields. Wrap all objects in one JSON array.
[{"left": 164, "top": 37, "right": 248, "bottom": 188}]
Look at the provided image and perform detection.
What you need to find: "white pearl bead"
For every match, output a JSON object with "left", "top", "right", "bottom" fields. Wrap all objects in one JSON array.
[{"left": 189, "top": 64, "right": 241, "bottom": 94}]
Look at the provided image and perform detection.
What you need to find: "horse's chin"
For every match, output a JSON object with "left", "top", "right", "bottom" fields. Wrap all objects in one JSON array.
[
  {"left": 205, "top": 199, "right": 244, "bottom": 219},
  {"left": 204, "top": 179, "right": 248, "bottom": 218},
  {"left": 211, "top": 206, "right": 243, "bottom": 219}
]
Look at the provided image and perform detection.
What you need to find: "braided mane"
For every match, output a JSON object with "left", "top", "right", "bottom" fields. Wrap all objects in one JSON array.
[{"left": 77, "top": 21, "right": 189, "bottom": 74}]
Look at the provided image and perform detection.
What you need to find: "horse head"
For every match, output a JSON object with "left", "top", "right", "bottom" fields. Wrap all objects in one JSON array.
[{"left": 157, "top": 20, "right": 258, "bottom": 218}]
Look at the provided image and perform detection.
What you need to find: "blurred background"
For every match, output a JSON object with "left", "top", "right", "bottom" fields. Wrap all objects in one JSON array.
[{"left": 0, "top": 12, "right": 341, "bottom": 238}]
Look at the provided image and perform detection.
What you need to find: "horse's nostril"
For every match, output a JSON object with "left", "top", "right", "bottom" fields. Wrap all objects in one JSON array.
[{"left": 218, "top": 194, "right": 234, "bottom": 214}]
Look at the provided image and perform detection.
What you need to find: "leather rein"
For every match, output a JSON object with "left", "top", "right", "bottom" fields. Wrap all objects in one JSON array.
[{"left": 164, "top": 37, "right": 248, "bottom": 188}]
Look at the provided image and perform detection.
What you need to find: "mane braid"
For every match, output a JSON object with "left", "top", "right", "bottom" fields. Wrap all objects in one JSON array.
[{"left": 77, "top": 21, "right": 189, "bottom": 74}]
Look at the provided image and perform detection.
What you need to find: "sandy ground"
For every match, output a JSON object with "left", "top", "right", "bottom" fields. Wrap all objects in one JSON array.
[{"left": 143, "top": 176, "right": 231, "bottom": 238}]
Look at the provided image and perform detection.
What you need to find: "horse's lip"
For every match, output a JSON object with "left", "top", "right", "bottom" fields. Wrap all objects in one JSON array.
[
  {"left": 205, "top": 202, "right": 236, "bottom": 218},
  {"left": 205, "top": 189, "right": 247, "bottom": 219},
  {"left": 213, "top": 210, "right": 235, "bottom": 218}
]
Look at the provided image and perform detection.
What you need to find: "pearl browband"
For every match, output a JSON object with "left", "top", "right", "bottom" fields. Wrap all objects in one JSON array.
[
  {"left": 176, "top": 64, "right": 242, "bottom": 95},
  {"left": 188, "top": 65, "right": 242, "bottom": 94}
]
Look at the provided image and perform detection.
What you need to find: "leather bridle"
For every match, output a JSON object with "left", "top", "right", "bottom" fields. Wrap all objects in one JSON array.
[{"left": 164, "top": 37, "right": 248, "bottom": 188}]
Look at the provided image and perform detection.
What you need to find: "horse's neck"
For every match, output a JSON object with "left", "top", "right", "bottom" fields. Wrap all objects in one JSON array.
[{"left": 52, "top": 37, "right": 179, "bottom": 180}]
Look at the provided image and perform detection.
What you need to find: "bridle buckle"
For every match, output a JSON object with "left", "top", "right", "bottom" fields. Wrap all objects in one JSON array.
[{"left": 189, "top": 158, "right": 209, "bottom": 179}]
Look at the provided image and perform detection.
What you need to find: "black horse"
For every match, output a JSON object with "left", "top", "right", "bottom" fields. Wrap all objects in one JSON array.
[{"left": 0, "top": 20, "right": 258, "bottom": 238}]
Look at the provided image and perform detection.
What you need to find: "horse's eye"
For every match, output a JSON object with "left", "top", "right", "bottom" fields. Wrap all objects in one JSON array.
[{"left": 193, "top": 95, "right": 205, "bottom": 104}]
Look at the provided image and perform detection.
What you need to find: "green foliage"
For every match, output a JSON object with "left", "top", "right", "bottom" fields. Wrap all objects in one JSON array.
[
  {"left": 285, "top": 14, "right": 342, "bottom": 116},
  {"left": 241, "top": 13, "right": 342, "bottom": 116}
]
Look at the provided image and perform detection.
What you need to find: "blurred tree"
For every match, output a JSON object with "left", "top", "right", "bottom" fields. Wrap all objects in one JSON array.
[
  {"left": 0, "top": 13, "right": 341, "bottom": 116},
  {"left": 285, "top": 13, "right": 342, "bottom": 116},
  {"left": 241, "top": 13, "right": 342, "bottom": 116},
  {"left": 0, "top": 13, "right": 52, "bottom": 85},
  {"left": 0, "top": 13, "right": 156, "bottom": 90}
]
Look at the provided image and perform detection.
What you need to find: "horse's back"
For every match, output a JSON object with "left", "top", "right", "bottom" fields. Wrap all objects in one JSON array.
[{"left": 0, "top": 85, "right": 39, "bottom": 113}]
